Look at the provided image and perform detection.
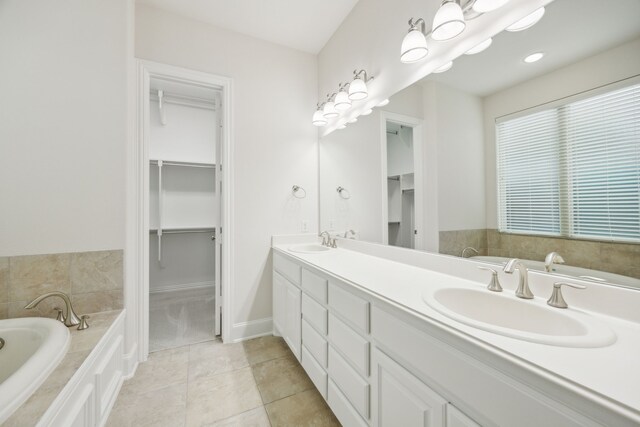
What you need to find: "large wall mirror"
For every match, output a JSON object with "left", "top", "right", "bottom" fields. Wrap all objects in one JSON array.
[{"left": 319, "top": 0, "right": 640, "bottom": 288}]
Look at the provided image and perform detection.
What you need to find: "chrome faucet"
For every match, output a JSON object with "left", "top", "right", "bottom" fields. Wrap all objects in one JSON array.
[
  {"left": 343, "top": 229, "right": 356, "bottom": 239},
  {"left": 544, "top": 252, "right": 565, "bottom": 272},
  {"left": 503, "top": 259, "right": 534, "bottom": 299},
  {"left": 25, "top": 291, "right": 82, "bottom": 327},
  {"left": 461, "top": 247, "right": 479, "bottom": 258},
  {"left": 319, "top": 231, "right": 331, "bottom": 247}
]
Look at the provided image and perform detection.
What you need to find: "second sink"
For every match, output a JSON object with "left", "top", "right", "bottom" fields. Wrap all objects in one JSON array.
[{"left": 422, "top": 287, "right": 616, "bottom": 348}]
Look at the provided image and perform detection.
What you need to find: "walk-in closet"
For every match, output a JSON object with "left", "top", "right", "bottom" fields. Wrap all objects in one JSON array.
[
  {"left": 148, "top": 78, "right": 221, "bottom": 352},
  {"left": 387, "top": 122, "right": 415, "bottom": 249}
]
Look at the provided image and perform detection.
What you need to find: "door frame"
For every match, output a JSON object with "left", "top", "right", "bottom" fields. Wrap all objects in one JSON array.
[
  {"left": 379, "top": 111, "right": 424, "bottom": 249},
  {"left": 129, "top": 60, "right": 234, "bottom": 362}
]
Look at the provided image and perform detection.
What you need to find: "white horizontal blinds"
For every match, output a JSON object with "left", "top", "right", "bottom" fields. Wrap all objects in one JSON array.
[
  {"left": 497, "top": 109, "right": 562, "bottom": 235},
  {"left": 565, "top": 84, "right": 640, "bottom": 241},
  {"left": 497, "top": 81, "right": 640, "bottom": 243}
]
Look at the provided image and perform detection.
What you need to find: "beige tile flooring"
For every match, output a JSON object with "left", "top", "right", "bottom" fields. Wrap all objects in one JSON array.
[{"left": 107, "top": 336, "right": 341, "bottom": 427}]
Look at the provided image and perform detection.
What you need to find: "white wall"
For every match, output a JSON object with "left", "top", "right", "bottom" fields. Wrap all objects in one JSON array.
[
  {"left": 0, "top": 0, "right": 131, "bottom": 257},
  {"left": 483, "top": 37, "right": 640, "bottom": 228},
  {"left": 135, "top": 5, "right": 319, "bottom": 338},
  {"left": 422, "top": 81, "right": 486, "bottom": 232}
]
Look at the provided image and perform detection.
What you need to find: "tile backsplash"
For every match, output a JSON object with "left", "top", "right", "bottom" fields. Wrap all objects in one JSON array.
[
  {"left": 439, "top": 229, "right": 640, "bottom": 279},
  {"left": 0, "top": 249, "right": 123, "bottom": 320}
]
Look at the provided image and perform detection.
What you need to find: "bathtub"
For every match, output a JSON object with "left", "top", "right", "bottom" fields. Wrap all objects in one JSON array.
[{"left": 0, "top": 317, "right": 70, "bottom": 423}]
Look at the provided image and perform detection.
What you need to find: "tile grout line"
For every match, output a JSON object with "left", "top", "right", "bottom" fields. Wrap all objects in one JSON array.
[{"left": 247, "top": 352, "right": 274, "bottom": 427}]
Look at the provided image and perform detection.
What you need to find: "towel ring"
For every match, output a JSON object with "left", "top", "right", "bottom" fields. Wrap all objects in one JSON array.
[
  {"left": 336, "top": 186, "right": 351, "bottom": 199},
  {"left": 292, "top": 185, "right": 306, "bottom": 199}
]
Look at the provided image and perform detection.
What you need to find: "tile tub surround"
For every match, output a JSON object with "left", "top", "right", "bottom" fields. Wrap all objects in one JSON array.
[
  {"left": 3, "top": 310, "right": 123, "bottom": 426},
  {"left": 107, "top": 336, "right": 340, "bottom": 427},
  {"left": 0, "top": 249, "right": 123, "bottom": 319},
  {"left": 439, "top": 229, "right": 640, "bottom": 279}
]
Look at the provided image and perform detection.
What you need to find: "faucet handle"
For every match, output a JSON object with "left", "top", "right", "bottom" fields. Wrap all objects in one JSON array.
[
  {"left": 478, "top": 266, "right": 503, "bottom": 292},
  {"left": 547, "top": 282, "right": 586, "bottom": 309},
  {"left": 53, "top": 307, "right": 65, "bottom": 323},
  {"left": 77, "top": 315, "right": 90, "bottom": 331}
]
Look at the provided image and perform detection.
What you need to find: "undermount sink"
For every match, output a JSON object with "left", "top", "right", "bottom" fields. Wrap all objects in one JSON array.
[
  {"left": 422, "top": 288, "right": 616, "bottom": 348},
  {"left": 288, "top": 244, "right": 331, "bottom": 254}
]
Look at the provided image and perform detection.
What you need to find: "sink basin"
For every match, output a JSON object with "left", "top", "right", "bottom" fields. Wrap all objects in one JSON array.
[
  {"left": 423, "top": 288, "right": 616, "bottom": 348},
  {"left": 0, "top": 317, "right": 70, "bottom": 423},
  {"left": 288, "top": 244, "right": 331, "bottom": 254}
]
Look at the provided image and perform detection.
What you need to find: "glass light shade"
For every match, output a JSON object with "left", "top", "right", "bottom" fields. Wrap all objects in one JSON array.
[
  {"left": 361, "top": 108, "right": 373, "bottom": 116},
  {"left": 433, "top": 61, "right": 453, "bottom": 73},
  {"left": 312, "top": 110, "right": 327, "bottom": 126},
  {"left": 377, "top": 99, "right": 390, "bottom": 107},
  {"left": 524, "top": 52, "right": 544, "bottom": 63},
  {"left": 472, "top": 0, "right": 510, "bottom": 13},
  {"left": 334, "top": 91, "right": 352, "bottom": 111},
  {"left": 323, "top": 101, "right": 339, "bottom": 118},
  {"left": 337, "top": 124, "right": 347, "bottom": 130},
  {"left": 347, "top": 118, "right": 358, "bottom": 124},
  {"left": 431, "top": 1, "right": 466, "bottom": 41},
  {"left": 401, "top": 29, "right": 428, "bottom": 63},
  {"left": 348, "top": 78, "right": 368, "bottom": 101},
  {"left": 465, "top": 38, "right": 492, "bottom": 55},
  {"left": 506, "top": 7, "right": 545, "bottom": 32}
]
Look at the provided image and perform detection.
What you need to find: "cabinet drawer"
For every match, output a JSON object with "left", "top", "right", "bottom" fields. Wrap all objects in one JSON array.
[
  {"left": 328, "top": 346, "right": 370, "bottom": 420},
  {"left": 302, "top": 319, "right": 327, "bottom": 367},
  {"left": 301, "top": 346, "right": 328, "bottom": 398},
  {"left": 329, "top": 313, "right": 369, "bottom": 377},
  {"left": 328, "top": 282, "right": 369, "bottom": 334},
  {"left": 302, "top": 293, "right": 327, "bottom": 335},
  {"left": 273, "top": 252, "right": 301, "bottom": 285},
  {"left": 328, "top": 379, "right": 369, "bottom": 427},
  {"left": 302, "top": 269, "right": 328, "bottom": 304}
]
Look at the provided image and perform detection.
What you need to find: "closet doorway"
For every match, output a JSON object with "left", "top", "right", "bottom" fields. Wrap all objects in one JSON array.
[{"left": 136, "top": 61, "right": 232, "bottom": 357}]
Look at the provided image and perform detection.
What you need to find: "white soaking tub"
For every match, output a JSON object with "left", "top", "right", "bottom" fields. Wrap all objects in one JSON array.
[{"left": 0, "top": 317, "right": 70, "bottom": 423}]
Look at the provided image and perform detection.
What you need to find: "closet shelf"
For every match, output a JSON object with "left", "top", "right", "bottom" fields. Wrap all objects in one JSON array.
[
  {"left": 150, "top": 159, "right": 216, "bottom": 169},
  {"left": 150, "top": 226, "right": 216, "bottom": 234}
]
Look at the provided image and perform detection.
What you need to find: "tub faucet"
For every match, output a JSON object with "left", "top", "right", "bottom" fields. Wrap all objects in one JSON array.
[
  {"left": 544, "top": 252, "right": 565, "bottom": 272},
  {"left": 461, "top": 247, "right": 479, "bottom": 258},
  {"left": 25, "top": 291, "right": 82, "bottom": 327},
  {"left": 343, "top": 229, "right": 356, "bottom": 239},
  {"left": 503, "top": 259, "right": 534, "bottom": 299}
]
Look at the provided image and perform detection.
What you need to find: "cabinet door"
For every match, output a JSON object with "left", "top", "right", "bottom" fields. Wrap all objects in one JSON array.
[
  {"left": 373, "top": 349, "right": 446, "bottom": 427},
  {"left": 272, "top": 272, "right": 287, "bottom": 336},
  {"left": 446, "top": 404, "right": 480, "bottom": 427},
  {"left": 284, "top": 280, "right": 302, "bottom": 360}
]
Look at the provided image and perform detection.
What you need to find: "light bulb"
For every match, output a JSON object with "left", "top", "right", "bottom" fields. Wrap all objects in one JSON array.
[
  {"left": 348, "top": 78, "right": 368, "bottom": 101},
  {"left": 334, "top": 90, "right": 352, "bottom": 111},
  {"left": 472, "top": 0, "right": 510, "bottom": 13},
  {"left": 524, "top": 52, "right": 544, "bottom": 63},
  {"left": 377, "top": 99, "right": 390, "bottom": 107},
  {"left": 465, "top": 38, "right": 492, "bottom": 55},
  {"left": 506, "top": 7, "right": 545, "bottom": 32},
  {"left": 401, "top": 29, "right": 428, "bottom": 63},
  {"left": 433, "top": 61, "right": 453, "bottom": 73},
  {"left": 323, "top": 101, "right": 339, "bottom": 119},
  {"left": 312, "top": 109, "right": 327, "bottom": 126},
  {"left": 431, "top": 1, "right": 466, "bottom": 41}
]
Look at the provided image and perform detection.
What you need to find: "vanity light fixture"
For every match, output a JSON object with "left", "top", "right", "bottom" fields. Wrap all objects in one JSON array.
[
  {"left": 334, "top": 83, "right": 352, "bottom": 111},
  {"left": 312, "top": 103, "right": 328, "bottom": 127},
  {"left": 361, "top": 108, "right": 373, "bottom": 116},
  {"left": 472, "top": 0, "right": 511, "bottom": 13},
  {"left": 323, "top": 94, "right": 339, "bottom": 119},
  {"left": 401, "top": 18, "right": 429, "bottom": 63},
  {"left": 433, "top": 61, "right": 453, "bottom": 73},
  {"left": 465, "top": 38, "right": 492, "bottom": 55},
  {"left": 337, "top": 124, "right": 347, "bottom": 130},
  {"left": 349, "top": 69, "right": 374, "bottom": 101},
  {"left": 377, "top": 99, "right": 390, "bottom": 107},
  {"left": 431, "top": 0, "right": 466, "bottom": 41},
  {"left": 347, "top": 117, "right": 358, "bottom": 123},
  {"left": 523, "top": 52, "right": 544, "bottom": 63},
  {"left": 506, "top": 7, "right": 545, "bottom": 32}
]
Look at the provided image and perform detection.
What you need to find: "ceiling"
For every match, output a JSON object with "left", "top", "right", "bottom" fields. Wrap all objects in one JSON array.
[
  {"left": 425, "top": 0, "right": 640, "bottom": 97},
  {"left": 136, "top": 0, "right": 360, "bottom": 54}
]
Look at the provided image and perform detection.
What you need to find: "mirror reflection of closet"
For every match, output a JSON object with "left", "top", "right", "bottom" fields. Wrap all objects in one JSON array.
[
  {"left": 386, "top": 122, "right": 415, "bottom": 249},
  {"left": 148, "top": 77, "right": 221, "bottom": 352}
]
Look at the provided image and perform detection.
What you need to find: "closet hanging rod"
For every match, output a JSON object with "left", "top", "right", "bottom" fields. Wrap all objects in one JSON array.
[
  {"left": 150, "top": 91, "right": 217, "bottom": 110},
  {"left": 150, "top": 228, "right": 216, "bottom": 235},
  {"left": 150, "top": 159, "right": 216, "bottom": 169}
]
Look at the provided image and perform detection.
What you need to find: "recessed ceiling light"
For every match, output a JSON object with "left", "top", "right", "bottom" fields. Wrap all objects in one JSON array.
[
  {"left": 524, "top": 52, "right": 544, "bottom": 63},
  {"left": 433, "top": 61, "right": 453, "bottom": 73},
  {"left": 377, "top": 99, "right": 390, "bottom": 107},
  {"left": 507, "top": 7, "right": 545, "bottom": 32},
  {"left": 465, "top": 38, "right": 492, "bottom": 55}
]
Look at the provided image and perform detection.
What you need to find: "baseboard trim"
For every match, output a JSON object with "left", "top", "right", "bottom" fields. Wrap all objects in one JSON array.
[
  {"left": 149, "top": 281, "right": 215, "bottom": 294},
  {"left": 230, "top": 317, "right": 273, "bottom": 343}
]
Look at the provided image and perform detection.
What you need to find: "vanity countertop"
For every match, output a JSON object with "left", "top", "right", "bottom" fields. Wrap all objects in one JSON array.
[
  {"left": 4, "top": 310, "right": 124, "bottom": 427},
  {"left": 273, "top": 242, "right": 640, "bottom": 422}
]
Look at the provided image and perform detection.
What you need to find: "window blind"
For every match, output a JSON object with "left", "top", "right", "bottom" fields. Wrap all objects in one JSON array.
[{"left": 496, "top": 82, "right": 640, "bottom": 243}]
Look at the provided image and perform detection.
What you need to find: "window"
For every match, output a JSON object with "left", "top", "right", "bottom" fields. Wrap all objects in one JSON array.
[{"left": 496, "top": 82, "right": 640, "bottom": 243}]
